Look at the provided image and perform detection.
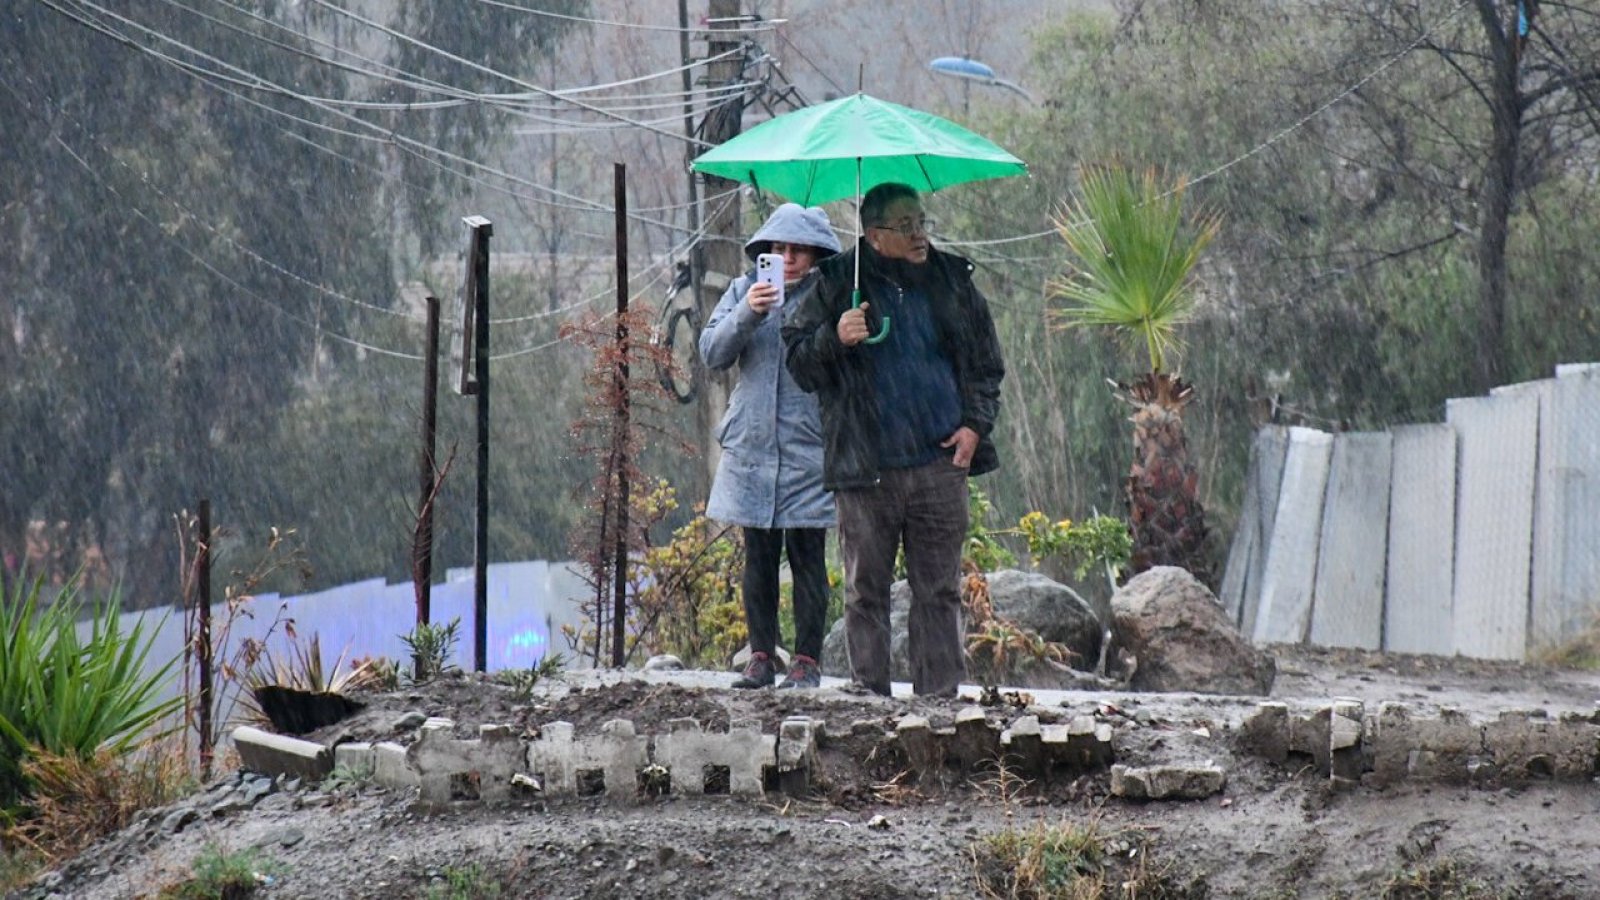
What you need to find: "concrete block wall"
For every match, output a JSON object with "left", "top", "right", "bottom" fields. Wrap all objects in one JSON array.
[
  {"left": 234, "top": 707, "right": 1118, "bottom": 807},
  {"left": 1224, "top": 363, "right": 1600, "bottom": 661},
  {"left": 1242, "top": 700, "right": 1600, "bottom": 788}
]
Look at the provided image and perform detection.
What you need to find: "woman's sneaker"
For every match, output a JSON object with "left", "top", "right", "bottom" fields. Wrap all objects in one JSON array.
[
  {"left": 732, "top": 652, "right": 778, "bottom": 689},
  {"left": 777, "top": 655, "right": 821, "bottom": 689}
]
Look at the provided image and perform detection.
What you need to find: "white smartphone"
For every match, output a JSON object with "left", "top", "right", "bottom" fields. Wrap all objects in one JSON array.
[{"left": 755, "top": 253, "right": 785, "bottom": 308}]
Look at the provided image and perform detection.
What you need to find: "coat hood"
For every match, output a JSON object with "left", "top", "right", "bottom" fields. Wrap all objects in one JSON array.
[{"left": 744, "top": 203, "right": 843, "bottom": 262}]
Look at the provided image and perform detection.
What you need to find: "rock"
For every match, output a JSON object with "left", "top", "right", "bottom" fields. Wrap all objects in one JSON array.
[
  {"left": 644, "top": 654, "right": 685, "bottom": 671},
  {"left": 161, "top": 809, "right": 198, "bottom": 835},
  {"left": 255, "top": 826, "right": 305, "bottom": 849},
  {"left": 392, "top": 711, "right": 428, "bottom": 732},
  {"left": 821, "top": 569, "right": 1102, "bottom": 686},
  {"left": 1110, "top": 567, "right": 1276, "bottom": 695},
  {"left": 242, "top": 775, "right": 275, "bottom": 804}
]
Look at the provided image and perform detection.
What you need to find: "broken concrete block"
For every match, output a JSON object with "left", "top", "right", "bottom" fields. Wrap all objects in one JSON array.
[
  {"left": 232, "top": 726, "right": 333, "bottom": 783},
  {"left": 776, "top": 717, "right": 822, "bottom": 797},
  {"left": 1483, "top": 710, "right": 1600, "bottom": 781},
  {"left": 895, "top": 715, "right": 940, "bottom": 773},
  {"left": 1000, "top": 716, "right": 1046, "bottom": 776},
  {"left": 1330, "top": 698, "right": 1365, "bottom": 787},
  {"left": 1110, "top": 763, "right": 1226, "bottom": 800},
  {"left": 952, "top": 707, "right": 1000, "bottom": 770},
  {"left": 1239, "top": 702, "right": 1290, "bottom": 764},
  {"left": 373, "top": 741, "right": 419, "bottom": 788},
  {"left": 332, "top": 742, "right": 373, "bottom": 773}
]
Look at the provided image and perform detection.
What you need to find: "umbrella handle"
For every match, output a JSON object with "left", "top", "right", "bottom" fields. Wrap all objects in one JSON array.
[{"left": 852, "top": 289, "right": 891, "bottom": 344}]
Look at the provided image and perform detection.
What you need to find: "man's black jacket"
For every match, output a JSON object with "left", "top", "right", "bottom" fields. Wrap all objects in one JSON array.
[{"left": 781, "top": 239, "right": 1005, "bottom": 492}]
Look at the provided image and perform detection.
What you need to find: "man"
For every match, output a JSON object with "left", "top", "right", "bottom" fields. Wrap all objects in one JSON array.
[{"left": 783, "top": 182, "right": 1005, "bottom": 697}]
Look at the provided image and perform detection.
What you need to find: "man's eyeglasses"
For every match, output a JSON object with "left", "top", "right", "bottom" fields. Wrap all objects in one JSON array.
[{"left": 868, "top": 216, "right": 937, "bottom": 237}]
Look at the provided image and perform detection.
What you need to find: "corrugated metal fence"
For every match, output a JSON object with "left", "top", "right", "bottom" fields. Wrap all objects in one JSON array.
[{"left": 1220, "top": 363, "right": 1600, "bottom": 660}]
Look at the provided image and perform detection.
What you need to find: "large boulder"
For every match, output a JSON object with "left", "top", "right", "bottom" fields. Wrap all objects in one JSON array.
[
  {"left": 1111, "top": 566, "right": 1275, "bottom": 695},
  {"left": 819, "top": 568, "right": 1103, "bottom": 687}
]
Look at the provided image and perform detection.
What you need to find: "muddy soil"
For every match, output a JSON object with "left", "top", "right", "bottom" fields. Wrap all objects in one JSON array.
[{"left": 14, "top": 645, "right": 1600, "bottom": 899}]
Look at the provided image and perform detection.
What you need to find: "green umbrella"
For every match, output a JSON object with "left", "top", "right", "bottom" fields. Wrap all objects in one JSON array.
[{"left": 692, "top": 92, "right": 1027, "bottom": 342}]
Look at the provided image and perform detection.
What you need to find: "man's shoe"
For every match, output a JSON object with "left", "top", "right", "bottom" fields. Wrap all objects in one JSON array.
[
  {"left": 732, "top": 652, "right": 778, "bottom": 689},
  {"left": 777, "top": 655, "right": 822, "bottom": 689}
]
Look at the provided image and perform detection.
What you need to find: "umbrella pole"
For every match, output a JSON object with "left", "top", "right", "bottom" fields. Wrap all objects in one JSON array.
[{"left": 852, "top": 156, "right": 890, "bottom": 344}]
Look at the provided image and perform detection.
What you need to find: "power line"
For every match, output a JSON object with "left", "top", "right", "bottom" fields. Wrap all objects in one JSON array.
[
  {"left": 177, "top": 0, "right": 752, "bottom": 112},
  {"left": 471, "top": 0, "right": 779, "bottom": 36},
  {"left": 303, "top": 0, "right": 719, "bottom": 148},
  {"left": 43, "top": 0, "right": 713, "bottom": 234},
  {"left": 938, "top": 0, "right": 1474, "bottom": 250}
]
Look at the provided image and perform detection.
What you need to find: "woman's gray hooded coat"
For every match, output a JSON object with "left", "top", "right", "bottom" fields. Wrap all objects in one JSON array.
[{"left": 699, "top": 204, "right": 841, "bottom": 529}]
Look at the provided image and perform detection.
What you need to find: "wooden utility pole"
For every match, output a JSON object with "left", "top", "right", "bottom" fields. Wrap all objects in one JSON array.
[
  {"left": 612, "top": 163, "right": 631, "bottom": 668},
  {"left": 696, "top": 0, "right": 747, "bottom": 489}
]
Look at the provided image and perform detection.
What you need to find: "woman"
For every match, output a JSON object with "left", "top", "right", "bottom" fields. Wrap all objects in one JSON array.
[{"left": 699, "top": 204, "right": 841, "bottom": 689}]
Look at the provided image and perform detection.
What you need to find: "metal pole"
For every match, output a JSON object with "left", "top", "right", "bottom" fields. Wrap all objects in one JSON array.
[
  {"left": 417, "top": 296, "right": 440, "bottom": 631},
  {"left": 196, "top": 498, "right": 213, "bottom": 779},
  {"left": 612, "top": 162, "right": 630, "bottom": 668},
  {"left": 471, "top": 220, "right": 493, "bottom": 673}
]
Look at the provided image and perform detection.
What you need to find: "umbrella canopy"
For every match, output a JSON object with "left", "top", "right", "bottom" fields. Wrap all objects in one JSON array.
[{"left": 690, "top": 92, "right": 1027, "bottom": 206}]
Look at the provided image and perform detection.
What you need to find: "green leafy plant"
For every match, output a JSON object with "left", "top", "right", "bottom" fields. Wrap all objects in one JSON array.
[
  {"left": 401, "top": 617, "right": 462, "bottom": 683},
  {"left": 494, "top": 653, "right": 567, "bottom": 700},
  {"left": 156, "top": 843, "right": 281, "bottom": 899},
  {"left": 1016, "top": 512, "right": 1133, "bottom": 583},
  {"left": 0, "top": 572, "right": 182, "bottom": 815},
  {"left": 966, "top": 484, "right": 1019, "bottom": 574},
  {"left": 322, "top": 761, "right": 375, "bottom": 794}
]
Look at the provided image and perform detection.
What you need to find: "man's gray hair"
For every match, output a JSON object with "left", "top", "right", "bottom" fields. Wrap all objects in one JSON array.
[{"left": 860, "top": 182, "right": 919, "bottom": 227}]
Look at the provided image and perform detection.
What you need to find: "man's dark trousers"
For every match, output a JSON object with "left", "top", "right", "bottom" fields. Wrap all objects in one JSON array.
[{"left": 837, "top": 460, "right": 969, "bottom": 696}]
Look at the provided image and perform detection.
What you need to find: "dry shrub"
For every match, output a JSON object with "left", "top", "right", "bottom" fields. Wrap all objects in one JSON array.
[
  {"left": 4, "top": 740, "right": 194, "bottom": 861},
  {"left": 1531, "top": 613, "right": 1600, "bottom": 670}
]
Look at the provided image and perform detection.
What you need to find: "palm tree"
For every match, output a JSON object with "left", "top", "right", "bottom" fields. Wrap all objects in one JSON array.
[{"left": 1050, "top": 166, "right": 1221, "bottom": 584}]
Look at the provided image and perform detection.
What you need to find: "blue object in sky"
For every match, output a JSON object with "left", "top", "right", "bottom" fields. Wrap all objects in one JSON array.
[{"left": 929, "top": 56, "right": 997, "bottom": 81}]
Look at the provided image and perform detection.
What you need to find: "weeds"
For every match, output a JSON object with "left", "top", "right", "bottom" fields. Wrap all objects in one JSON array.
[
  {"left": 1382, "top": 858, "right": 1506, "bottom": 899},
  {"left": 970, "top": 812, "right": 1203, "bottom": 899},
  {"left": 322, "top": 761, "right": 375, "bottom": 794},
  {"left": 402, "top": 617, "right": 462, "bottom": 682},
  {"left": 424, "top": 862, "right": 502, "bottom": 900},
  {"left": 3, "top": 741, "right": 193, "bottom": 861},
  {"left": 155, "top": 844, "right": 281, "bottom": 899}
]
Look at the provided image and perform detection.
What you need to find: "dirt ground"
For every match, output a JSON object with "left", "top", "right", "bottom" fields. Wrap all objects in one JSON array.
[{"left": 15, "top": 645, "right": 1600, "bottom": 899}]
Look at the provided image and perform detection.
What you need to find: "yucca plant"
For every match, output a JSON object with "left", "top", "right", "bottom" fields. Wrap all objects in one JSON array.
[
  {"left": 1051, "top": 165, "right": 1221, "bottom": 584},
  {"left": 0, "top": 572, "right": 182, "bottom": 815}
]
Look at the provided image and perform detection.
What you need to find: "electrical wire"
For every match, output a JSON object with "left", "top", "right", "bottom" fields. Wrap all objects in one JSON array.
[
  {"left": 42, "top": 0, "right": 715, "bottom": 234},
  {"left": 181, "top": 0, "right": 754, "bottom": 111},
  {"left": 938, "top": 0, "right": 1474, "bottom": 250},
  {"left": 303, "top": 0, "right": 718, "bottom": 147},
  {"left": 471, "top": 0, "right": 779, "bottom": 36}
]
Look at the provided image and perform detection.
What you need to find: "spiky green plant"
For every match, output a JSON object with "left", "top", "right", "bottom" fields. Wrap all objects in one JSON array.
[
  {"left": 0, "top": 573, "right": 182, "bottom": 814},
  {"left": 1050, "top": 165, "right": 1219, "bottom": 374},
  {"left": 1051, "top": 166, "right": 1222, "bottom": 583}
]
